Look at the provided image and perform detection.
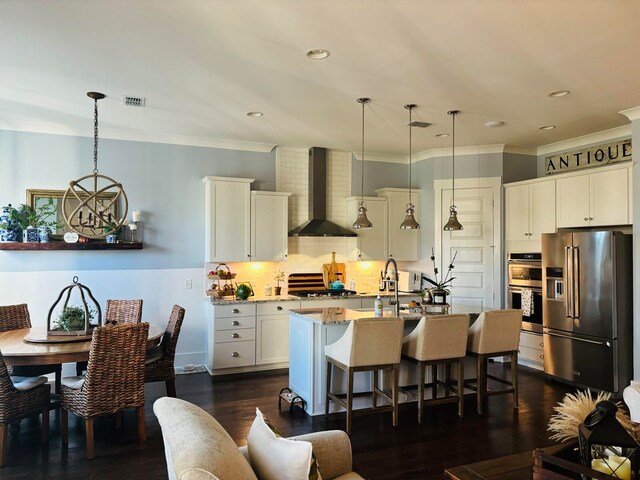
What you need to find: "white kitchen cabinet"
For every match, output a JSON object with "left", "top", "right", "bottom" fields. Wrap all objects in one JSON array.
[
  {"left": 346, "top": 196, "right": 388, "bottom": 261},
  {"left": 376, "top": 188, "right": 420, "bottom": 261},
  {"left": 251, "top": 191, "right": 291, "bottom": 261},
  {"left": 255, "top": 301, "right": 298, "bottom": 365},
  {"left": 505, "top": 180, "right": 555, "bottom": 248},
  {"left": 557, "top": 166, "right": 629, "bottom": 228},
  {"left": 518, "top": 330, "right": 544, "bottom": 371},
  {"left": 203, "top": 176, "right": 254, "bottom": 262}
]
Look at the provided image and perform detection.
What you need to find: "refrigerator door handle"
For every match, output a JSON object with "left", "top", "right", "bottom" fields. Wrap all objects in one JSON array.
[
  {"left": 544, "top": 329, "right": 610, "bottom": 347},
  {"left": 564, "top": 246, "right": 573, "bottom": 318},
  {"left": 573, "top": 247, "right": 580, "bottom": 319}
]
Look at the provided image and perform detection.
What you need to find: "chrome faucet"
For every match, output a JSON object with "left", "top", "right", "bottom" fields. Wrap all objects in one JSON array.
[{"left": 383, "top": 257, "right": 400, "bottom": 317}]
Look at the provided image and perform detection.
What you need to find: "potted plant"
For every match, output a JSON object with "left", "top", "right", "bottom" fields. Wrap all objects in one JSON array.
[
  {"left": 54, "top": 305, "right": 97, "bottom": 332},
  {"left": 6, "top": 202, "right": 61, "bottom": 243},
  {"left": 273, "top": 269, "right": 285, "bottom": 296},
  {"left": 422, "top": 248, "right": 457, "bottom": 305},
  {"left": 0, "top": 204, "right": 21, "bottom": 242}
]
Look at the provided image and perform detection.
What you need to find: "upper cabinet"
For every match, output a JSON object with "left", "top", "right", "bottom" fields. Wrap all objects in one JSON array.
[
  {"left": 376, "top": 188, "right": 420, "bottom": 261},
  {"left": 203, "top": 177, "right": 253, "bottom": 262},
  {"left": 346, "top": 196, "right": 388, "bottom": 261},
  {"left": 203, "top": 177, "right": 290, "bottom": 262},
  {"left": 556, "top": 166, "right": 629, "bottom": 228},
  {"left": 505, "top": 180, "right": 556, "bottom": 244},
  {"left": 251, "top": 191, "right": 291, "bottom": 261}
]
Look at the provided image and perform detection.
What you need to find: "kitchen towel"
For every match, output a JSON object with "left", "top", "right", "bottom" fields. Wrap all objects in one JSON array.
[{"left": 521, "top": 288, "right": 534, "bottom": 317}]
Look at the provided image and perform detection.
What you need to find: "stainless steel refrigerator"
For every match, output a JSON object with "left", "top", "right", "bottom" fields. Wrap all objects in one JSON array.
[{"left": 541, "top": 231, "right": 632, "bottom": 394}]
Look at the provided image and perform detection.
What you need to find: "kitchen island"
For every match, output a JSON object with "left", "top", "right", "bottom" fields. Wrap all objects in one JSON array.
[{"left": 289, "top": 306, "right": 482, "bottom": 416}]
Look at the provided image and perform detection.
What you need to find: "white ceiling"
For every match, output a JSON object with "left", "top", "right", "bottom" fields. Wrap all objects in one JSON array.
[{"left": 1, "top": 0, "right": 639, "bottom": 157}]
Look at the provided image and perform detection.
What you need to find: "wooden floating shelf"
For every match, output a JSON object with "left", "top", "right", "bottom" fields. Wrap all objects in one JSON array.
[{"left": 0, "top": 241, "right": 143, "bottom": 251}]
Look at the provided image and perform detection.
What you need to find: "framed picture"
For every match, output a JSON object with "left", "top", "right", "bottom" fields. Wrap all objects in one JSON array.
[{"left": 26, "top": 188, "right": 119, "bottom": 237}]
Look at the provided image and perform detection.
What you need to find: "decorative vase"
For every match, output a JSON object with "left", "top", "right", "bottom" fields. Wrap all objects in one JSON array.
[
  {"left": 623, "top": 381, "right": 640, "bottom": 422},
  {"left": 23, "top": 227, "right": 39, "bottom": 243},
  {"left": 38, "top": 226, "right": 51, "bottom": 243},
  {"left": 0, "top": 204, "right": 21, "bottom": 242},
  {"left": 422, "top": 289, "right": 433, "bottom": 304},
  {"left": 274, "top": 286, "right": 282, "bottom": 296}
]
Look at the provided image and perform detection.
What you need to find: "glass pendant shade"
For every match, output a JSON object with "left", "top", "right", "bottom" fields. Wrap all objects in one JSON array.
[
  {"left": 402, "top": 104, "right": 420, "bottom": 229},
  {"left": 400, "top": 203, "right": 420, "bottom": 229},
  {"left": 352, "top": 97, "right": 373, "bottom": 230},
  {"left": 443, "top": 205, "right": 463, "bottom": 231},
  {"left": 353, "top": 203, "right": 373, "bottom": 229}
]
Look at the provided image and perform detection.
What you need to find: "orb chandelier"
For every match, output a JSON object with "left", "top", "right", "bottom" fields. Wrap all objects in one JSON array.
[{"left": 62, "top": 92, "right": 128, "bottom": 239}]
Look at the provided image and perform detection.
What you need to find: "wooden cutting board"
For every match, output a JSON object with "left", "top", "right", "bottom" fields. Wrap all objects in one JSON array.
[{"left": 322, "top": 252, "right": 346, "bottom": 288}]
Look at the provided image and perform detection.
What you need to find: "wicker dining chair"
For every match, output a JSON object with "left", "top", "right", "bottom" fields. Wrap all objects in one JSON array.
[
  {"left": 0, "top": 350, "right": 51, "bottom": 467},
  {"left": 0, "top": 304, "right": 62, "bottom": 394},
  {"left": 61, "top": 322, "right": 149, "bottom": 460},
  {"left": 144, "top": 305, "right": 185, "bottom": 398},
  {"left": 75, "top": 299, "right": 143, "bottom": 375}
]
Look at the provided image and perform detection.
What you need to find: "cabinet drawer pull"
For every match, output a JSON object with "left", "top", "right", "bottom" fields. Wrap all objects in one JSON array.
[
  {"left": 539, "top": 342, "right": 544, "bottom": 347},
  {"left": 232, "top": 320, "right": 240, "bottom": 326},
  {"left": 231, "top": 352, "right": 239, "bottom": 358},
  {"left": 232, "top": 308, "right": 240, "bottom": 314},
  {"left": 232, "top": 333, "right": 240, "bottom": 338},
  {"left": 584, "top": 217, "right": 589, "bottom": 221},
  {"left": 539, "top": 354, "right": 544, "bottom": 359},
  {"left": 277, "top": 306, "right": 283, "bottom": 311}
]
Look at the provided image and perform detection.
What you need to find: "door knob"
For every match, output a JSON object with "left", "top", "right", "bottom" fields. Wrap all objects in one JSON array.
[
  {"left": 589, "top": 217, "right": 593, "bottom": 221},
  {"left": 584, "top": 217, "right": 589, "bottom": 221},
  {"left": 231, "top": 352, "right": 239, "bottom": 357}
]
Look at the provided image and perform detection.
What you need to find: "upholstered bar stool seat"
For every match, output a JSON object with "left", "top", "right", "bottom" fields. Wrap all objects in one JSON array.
[
  {"left": 465, "top": 309, "right": 522, "bottom": 414},
  {"left": 401, "top": 314, "right": 470, "bottom": 423},
  {"left": 325, "top": 317, "right": 404, "bottom": 434}
]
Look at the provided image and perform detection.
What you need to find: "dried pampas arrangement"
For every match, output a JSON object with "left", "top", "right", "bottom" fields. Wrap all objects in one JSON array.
[{"left": 548, "top": 390, "right": 636, "bottom": 443}]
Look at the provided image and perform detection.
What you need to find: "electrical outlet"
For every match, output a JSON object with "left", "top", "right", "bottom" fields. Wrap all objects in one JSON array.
[{"left": 185, "top": 279, "right": 192, "bottom": 289}]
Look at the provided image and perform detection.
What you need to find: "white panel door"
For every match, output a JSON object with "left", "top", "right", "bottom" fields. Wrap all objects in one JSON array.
[
  {"left": 556, "top": 175, "right": 590, "bottom": 228},
  {"left": 441, "top": 187, "right": 495, "bottom": 310}
]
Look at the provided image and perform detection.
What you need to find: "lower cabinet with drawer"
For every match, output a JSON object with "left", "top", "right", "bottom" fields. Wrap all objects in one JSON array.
[{"left": 518, "top": 330, "right": 544, "bottom": 371}]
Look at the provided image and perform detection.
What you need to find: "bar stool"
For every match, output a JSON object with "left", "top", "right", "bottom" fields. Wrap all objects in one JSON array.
[
  {"left": 325, "top": 317, "right": 404, "bottom": 434},
  {"left": 401, "top": 314, "right": 470, "bottom": 423},
  {"left": 465, "top": 309, "right": 522, "bottom": 414}
]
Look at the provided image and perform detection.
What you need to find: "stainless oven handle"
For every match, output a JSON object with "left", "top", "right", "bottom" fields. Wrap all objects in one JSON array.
[{"left": 544, "top": 329, "right": 609, "bottom": 346}]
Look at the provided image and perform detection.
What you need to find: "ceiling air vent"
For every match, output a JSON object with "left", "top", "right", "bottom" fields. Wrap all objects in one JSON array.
[
  {"left": 407, "top": 121, "right": 432, "bottom": 128},
  {"left": 123, "top": 95, "right": 146, "bottom": 107}
]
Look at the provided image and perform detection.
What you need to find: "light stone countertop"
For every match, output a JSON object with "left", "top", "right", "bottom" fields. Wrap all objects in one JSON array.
[{"left": 207, "top": 291, "right": 423, "bottom": 305}]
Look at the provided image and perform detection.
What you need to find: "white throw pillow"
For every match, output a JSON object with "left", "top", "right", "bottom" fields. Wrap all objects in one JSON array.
[{"left": 247, "top": 408, "right": 313, "bottom": 480}]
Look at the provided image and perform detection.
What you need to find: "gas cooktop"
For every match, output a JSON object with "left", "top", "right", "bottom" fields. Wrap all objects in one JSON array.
[{"left": 289, "top": 289, "right": 357, "bottom": 298}]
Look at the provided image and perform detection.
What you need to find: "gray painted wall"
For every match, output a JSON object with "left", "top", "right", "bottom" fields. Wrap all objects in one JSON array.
[
  {"left": 503, "top": 153, "right": 537, "bottom": 183},
  {"left": 632, "top": 120, "right": 640, "bottom": 377},
  {"left": 351, "top": 157, "right": 408, "bottom": 196},
  {"left": 0, "top": 130, "right": 276, "bottom": 272}
]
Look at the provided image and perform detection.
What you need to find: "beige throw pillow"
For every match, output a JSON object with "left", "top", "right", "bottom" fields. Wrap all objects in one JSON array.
[{"left": 247, "top": 408, "right": 319, "bottom": 480}]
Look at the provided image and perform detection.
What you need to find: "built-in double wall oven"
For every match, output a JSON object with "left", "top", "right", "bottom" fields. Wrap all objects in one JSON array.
[{"left": 507, "top": 252, "right": 543, "bottom": 333}]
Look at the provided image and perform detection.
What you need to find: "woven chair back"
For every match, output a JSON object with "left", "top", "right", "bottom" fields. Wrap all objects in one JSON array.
[
  {"left": 0, "top": 304, "right": 32, "bottom": 332},
  {"left": 160, "top": 305, "right": 185, "bottom": 361},
  {"left": 84, "top": 322, "right": 149, "bottom": 412},
  {"left": 104, "top": 299, "right": 143, "bottom": 325}
]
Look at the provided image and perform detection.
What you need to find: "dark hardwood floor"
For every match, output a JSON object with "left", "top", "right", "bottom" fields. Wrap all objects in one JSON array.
[{"left": 2, "top": 363, "right": 572, "bottom": 479}]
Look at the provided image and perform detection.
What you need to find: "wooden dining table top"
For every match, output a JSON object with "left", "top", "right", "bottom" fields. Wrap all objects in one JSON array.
[{"left": 0, "top": 326, "right": 164, "bottom": 365}]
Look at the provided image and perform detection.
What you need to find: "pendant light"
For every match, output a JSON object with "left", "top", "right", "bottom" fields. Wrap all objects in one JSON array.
[
  {"left": 400, "top": 104, "right": 420, "bottom": 229},
  {"left": 352, "top": 97, "right": 373, "bottom": 229},
  {"left": 444, "top": 110, "right": 463, "bottom": 231},
  {"left": 62, "top": 92, "right": 129, "bottom": 239}
]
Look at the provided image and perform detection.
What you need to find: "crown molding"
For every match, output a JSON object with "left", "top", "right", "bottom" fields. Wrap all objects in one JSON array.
[
  {"left": 0, "top": 121, "right": 277, "bottom": 153},
  {"left": 413, "top": 144, "right": 510, "bottom": 162},
  {"left": 620, "top": 106, "right": 640, "bottom": 122},
  {"left": 536, "top": 124, "right": 631, "bottom": 156},
  {"left": 504, "top": 145, "right": 538, "bottom": 156},
  {"left": 353, "top": 151, "right": 408, "bottom": 164}
]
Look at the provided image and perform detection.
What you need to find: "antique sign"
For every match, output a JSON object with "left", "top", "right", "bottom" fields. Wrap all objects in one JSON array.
[{"left": 545, "top": 139, "right": 632, "bottom": 175}]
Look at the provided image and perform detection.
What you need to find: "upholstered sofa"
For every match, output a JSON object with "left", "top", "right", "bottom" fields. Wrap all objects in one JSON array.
[{"left": 153, "top": 397, "right": 364, "bottom": 480}]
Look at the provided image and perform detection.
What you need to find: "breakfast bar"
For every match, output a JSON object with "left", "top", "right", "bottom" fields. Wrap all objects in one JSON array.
[{"left": 288, "top": 306, "right": 482, "bottom": 416}]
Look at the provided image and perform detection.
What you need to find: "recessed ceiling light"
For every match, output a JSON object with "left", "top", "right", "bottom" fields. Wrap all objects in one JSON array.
[
  {"left": 306, "top": 48, "right": 330, "bottom": 59},
  {"left": 246, "top": 111, "right": 263, "bottom": 117},
  {"left": 485, "top": 120, "right": 504, "bottom": 127},
  {"left": 548, "top": 90, "right": 570, "bottom": 97},
  {"left": 539, "top": 125, "right": 556, "bottom": 130},
  {"left": 435, "top": 133, "right": 449, "bottom": 138}
]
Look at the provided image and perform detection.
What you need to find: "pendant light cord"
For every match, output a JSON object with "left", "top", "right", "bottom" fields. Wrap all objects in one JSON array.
[
  {"left": 93, "top": 98, "right": 99, "bottom": 175},
  {"left": 361, "top": 99, "right": 365, "bottom": 204},
  {"left": 451, "top": 112, "right": 455, "bottom": 207},
  {"left": 408, "top": 107, "right": 412, "bottom": 203}
]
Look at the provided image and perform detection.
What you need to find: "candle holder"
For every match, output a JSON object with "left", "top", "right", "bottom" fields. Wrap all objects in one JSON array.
[{"left": 129, "top": 210, "right": 141, "bottom": 243}]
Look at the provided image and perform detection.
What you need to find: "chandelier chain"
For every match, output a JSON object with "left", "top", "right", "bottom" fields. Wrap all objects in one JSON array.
[{"left": 93, "top": 98, "right": 99, "bottom": 175}]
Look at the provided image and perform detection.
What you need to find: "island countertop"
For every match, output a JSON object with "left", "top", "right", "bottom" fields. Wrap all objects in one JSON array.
[{"left": 290, "top": 305, "right": 484, "bottom": 325}]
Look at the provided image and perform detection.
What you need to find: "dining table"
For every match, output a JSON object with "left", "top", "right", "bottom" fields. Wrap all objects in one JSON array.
[{"left": 0, "top": 326, "right": 164, "bottom": 366}]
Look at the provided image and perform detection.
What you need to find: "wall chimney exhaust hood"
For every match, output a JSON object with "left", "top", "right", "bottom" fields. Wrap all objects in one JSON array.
[{"left": 288, "top": 147, "right": 357, "bottom": 237}]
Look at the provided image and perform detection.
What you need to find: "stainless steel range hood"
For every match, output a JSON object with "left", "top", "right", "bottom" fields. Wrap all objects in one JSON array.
[{"left": 288, "top": 147, "right": 356, "bottom": 237}]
